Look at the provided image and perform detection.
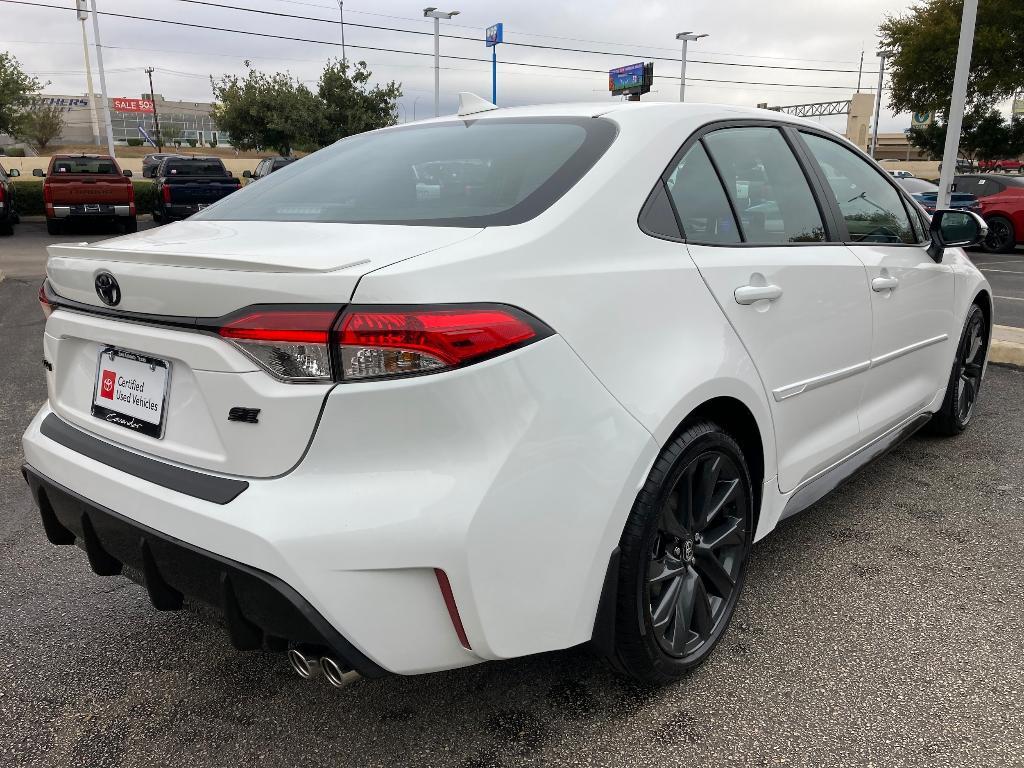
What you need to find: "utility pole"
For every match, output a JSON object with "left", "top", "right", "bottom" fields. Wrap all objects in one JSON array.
[
  {"left": 76, "top": 1, "right": 101, "bottom": 145},
  {"left": 869, "top": 51, "right": 888, "bottom": 159},
  {"left": 145, "top": 68, "right": 163, "bottom": 152},
  {"left": 337, "top": 1, "right": 346, "bottom": 63},
  {"left": 675, "top": 32, "right": 708, "bottom": 103},
  {"left": 89, "top": 0, "right": 116, "bottom": 156},
  {"left": 424, "top": 7, "right": 459, "bottom": 117},
  {"left": 937, "top": 0, "right": 979, "bottom": 210},
  {"left": 856, "top": 49, "right": 864, "bottom": 92}
]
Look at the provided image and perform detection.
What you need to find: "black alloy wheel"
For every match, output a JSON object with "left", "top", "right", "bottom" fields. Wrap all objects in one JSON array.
[
  {"left": 930, "top": 303, "right": 988, "bottom": 436},
  {"left": 983, "top": 216, "right": 1016, "bottom": 254},
  {"left": 647, "top": 451, "right": 747, "bottom": 658},
  {"left": 612, "top": 421, "right": 753, "bottom": 683}
]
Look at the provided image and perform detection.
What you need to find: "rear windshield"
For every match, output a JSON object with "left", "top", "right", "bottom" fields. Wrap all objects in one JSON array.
[
  {"left": 164, "top": 161, "right": 226, "bottom": 176},
  {"left": 897, "top": 178, "right": 938, "bottom": 194},
  {"left": 195, "top": 117, "right": 617, "bottom": 226},
  {"left": 52, "top": 158, "right": 118, "bottom": 174}
]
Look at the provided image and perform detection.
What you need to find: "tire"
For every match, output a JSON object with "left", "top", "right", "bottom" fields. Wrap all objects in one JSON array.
[
  {"left": 46, "top": 219, "right": 61, "bottom": 236},
  {"left": 611, "top": 420, "right": 754, "bottom": 684},
  {"left": 982, "top": 215, "right": 1016, "bottom": 253},
  {"left": 121, "top": 216, "right": 138, "bottom": 234},
  {"left": 929, "top": 304, "right": 988, "bottom": 437},
  {"left": 0, "top": 221, "right": 13, "bottom": 236}
]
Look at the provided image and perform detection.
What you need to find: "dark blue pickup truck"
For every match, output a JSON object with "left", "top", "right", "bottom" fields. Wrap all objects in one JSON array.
[{"left": 152, "top": 157, "right": 241, "bottom": 223}]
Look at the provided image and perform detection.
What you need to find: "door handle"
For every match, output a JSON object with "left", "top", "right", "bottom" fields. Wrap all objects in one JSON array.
[
  {"left": 734, "top": 284, "right": 783, "bottom": 305},
  {"left": 872, "top": 276, "right": 899, "bottom": 292}
]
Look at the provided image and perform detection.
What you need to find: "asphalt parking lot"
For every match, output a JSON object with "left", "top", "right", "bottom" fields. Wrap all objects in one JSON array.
[{"left": 0, "top": 273, "right": 1022, "bottom": 767}]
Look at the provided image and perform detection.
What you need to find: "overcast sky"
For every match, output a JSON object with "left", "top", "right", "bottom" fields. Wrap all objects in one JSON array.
[{"left": 3, "top": 0, "right": 933, "bottom": 132}]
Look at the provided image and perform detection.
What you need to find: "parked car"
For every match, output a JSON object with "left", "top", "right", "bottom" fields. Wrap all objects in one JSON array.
[
  {"left": 939, "top": 158, "right": 974, "bottom": 173},
  {"left": 151, "top": 156, "right": 241, "bottom": 223},
  {"left": 955, "top": 173, "right": 1024, "bottom": 252},
  {"left": 33, "top": 154, "right": 135, "bottom": 235},
  {"left": 242, "top": 156, "right": 297, "bottom": 183},
  {"left": 24, "top": 103, "right": 992, "bottom": 688},
  {"left": 894, "top": 176, "right": 981, "bottom": 215},
  {"left": 142, "top": 153, "right": 182, "bottom": 179},
  {"left": 0, "top": 161, "right": 21, "bottom": 236},
  {"left": 885, "top": 169, "right": 915, "bottom": 179},
  {"left": 976, "top": 158, "right": 1024, "bottom": 174}
]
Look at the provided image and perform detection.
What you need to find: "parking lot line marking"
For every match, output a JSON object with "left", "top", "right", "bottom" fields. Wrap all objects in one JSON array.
[
  {"left": 995, "top": 295, "right": 1024, "bottom": 301},
  {"left": 980, "top": 269, "right": 1024, "bottom": 276}
]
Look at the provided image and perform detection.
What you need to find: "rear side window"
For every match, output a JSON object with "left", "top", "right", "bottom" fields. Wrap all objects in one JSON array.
[
  {"left": 52, "top": 158, "right": 117, "bottom": 174},
  {"left": 195, "top": 117, "right": 617, "bottom": 227},
  {"left": 703, "top": 127, "right": 826, "bottom": 244},
  {"left": 164, "top": 161, "right": 227, "bottom": 176},
  {"left": 800, "top": 132, "right": 916, "bottom": 244},
  {"left": 974, "top": 178, "right": 1004, "bottom": 197},
  {"left": 664, "top": 143, "right": 740, "bottom": 244}
]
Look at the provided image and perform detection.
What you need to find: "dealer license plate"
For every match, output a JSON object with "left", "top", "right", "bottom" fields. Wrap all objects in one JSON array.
[{"left": 91, "top": 348, "right": 171, "bottom": 439}]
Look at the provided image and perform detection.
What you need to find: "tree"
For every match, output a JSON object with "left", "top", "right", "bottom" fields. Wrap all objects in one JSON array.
[
  {"left": 907, "top": 108, "right": 1024, "bottom": 162},
  {"left": 211, "top": 63, "right": 325, "bottom": 155},
  {"left": 316, "top": 59, "right": 401, "bottom": 145},
  {"left": 0, "top": 51, "right": 44, "bottom": 138},
  {"left": 879, "top": 0, "right": 1024, "bottom": 116},
  {"left": 17, "top": 103, "right": 65, "bottom": 151},
  {"left": 160, "top": 123, "right": 182, "bottom": 147}
]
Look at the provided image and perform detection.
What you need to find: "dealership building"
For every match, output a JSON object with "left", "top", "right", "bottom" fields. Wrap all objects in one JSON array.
[{"left": 22, "top": 93, "right": 228, "bottom": 147}]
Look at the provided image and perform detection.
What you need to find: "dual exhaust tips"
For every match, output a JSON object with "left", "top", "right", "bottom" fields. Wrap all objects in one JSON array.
[{"left": 287, "top": 647, "right": 361, "bottom": 688}]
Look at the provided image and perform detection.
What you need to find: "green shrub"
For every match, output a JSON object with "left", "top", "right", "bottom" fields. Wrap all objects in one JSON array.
[
  {"left": 5, "top": 147, "right": 26, "bottom": 157},
  {"left": 126, "top": 138, "right": 143, "bottom": 147},
  {"left": 13, "top": 179, "right": 155, "bottom": 216},
  {"left": 186, "top": 138, "right": 198, "bottom": 147}
]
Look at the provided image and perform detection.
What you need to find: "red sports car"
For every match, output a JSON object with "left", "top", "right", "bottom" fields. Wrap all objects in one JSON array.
[{"left": 955, "top": 174, "right": 1024, "bottom": 252}]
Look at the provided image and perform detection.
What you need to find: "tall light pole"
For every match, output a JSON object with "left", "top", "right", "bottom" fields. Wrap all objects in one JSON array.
[
  {"left": 424, "top": 7, "right": 459, "bottom": 117},
  {"left": 75, "top": 1, "right": 101, "bottom": 145},
  {"left": 145, "top": 68, "right": 163, "bottom": 152},
  {"left": 869, "top": 50, "right": 888, "bottom": 159},
  {"left": 337, "top": 1, "right": 346, "bottom": 64},
  {"left": 676, "top": 32, "right": 708, "bottom": 103},
  {"left": 937, "top": 0, "right": 979, "bottom": 209},
  {"left": 412, "top": 95, "right": 421, "bottom": 121},
  {"left": 89, "top": 0, "right": 116, "bottom": 156}
]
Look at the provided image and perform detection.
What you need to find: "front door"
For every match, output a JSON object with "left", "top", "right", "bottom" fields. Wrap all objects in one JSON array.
[
  {"left": 798, "top": 131, "right": 955, "bottom": 438},
  {"left": 668, "top": 125, "right": 874, "bottom": 492}
]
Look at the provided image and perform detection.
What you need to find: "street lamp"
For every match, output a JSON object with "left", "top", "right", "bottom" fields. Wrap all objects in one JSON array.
[
  {"left": 424, "top": 7, "right": 459, "bottom": 117},
  {"left": 337, "top": 1, "right": 346, "bottom": 64},
  {"left": 412, "top": 95, "right": 422, "bottom": 121},
  {"left": 675, "top": 31, "right": 708, "bottom": 103},
  {"left": 870, "top": 50, "right": 890, "bottom": 159}
]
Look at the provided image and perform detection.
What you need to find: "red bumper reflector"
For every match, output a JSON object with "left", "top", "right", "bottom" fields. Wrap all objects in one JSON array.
[{"left": 434, "top": 568, "right": 472, "bottom": 650}]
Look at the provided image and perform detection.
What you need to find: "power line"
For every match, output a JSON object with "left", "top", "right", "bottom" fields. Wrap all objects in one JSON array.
[
  {"left": 173, "top": 0, "right": 878, "bottom": 75},
  {"left": 0, "top": 0, "right": 869, "bottom": 91}
]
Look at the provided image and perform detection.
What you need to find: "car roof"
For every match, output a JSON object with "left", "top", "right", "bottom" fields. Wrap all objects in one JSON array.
[
  {"left": 52, "top": 153, "right": 112, "bottom": 159},
  {"left": 957, "top": 173, "right": 1024, "bottom": 185}
]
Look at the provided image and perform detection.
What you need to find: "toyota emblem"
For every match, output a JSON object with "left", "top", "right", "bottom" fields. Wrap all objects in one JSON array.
[{"left": 94, "top": 271, "right": 121, "bottom": 306}]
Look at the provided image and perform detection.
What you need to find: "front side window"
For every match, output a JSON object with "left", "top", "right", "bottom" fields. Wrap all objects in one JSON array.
[
  {"left": 664, "top": 143, "right": 740, "bottom": 244},
  {"left": 703, "top": 127, "right": 826, "bottom": 244},
  {"left": 196, "top": 118, "right": 617, "bottom": 227},
  {"left": 801, "top": 132, "right": 916, "bottom": 244}
]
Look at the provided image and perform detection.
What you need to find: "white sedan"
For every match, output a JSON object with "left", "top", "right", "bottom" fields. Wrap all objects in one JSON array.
[{"left": 23, "top": 99, "right": 991, "bottom": 686}]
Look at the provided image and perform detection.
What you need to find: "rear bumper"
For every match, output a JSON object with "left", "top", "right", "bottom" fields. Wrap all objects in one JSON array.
[
  {"left": 52, "top": 204, "right": 132, "bottom": 219},
  {"left": 22, "top": 464, "right": 385, "bottom": 678},
  {"left": 164, "top": 202, "right": 213, "bottom": 218},
  {"left": 22, "top": 336, "right": 657, "bottom": 674}
]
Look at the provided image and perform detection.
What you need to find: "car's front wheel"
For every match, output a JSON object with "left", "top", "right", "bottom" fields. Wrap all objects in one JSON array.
[
  {"left": 983, "top": 215, "right": 1016, "bottom": 253},
  {"left": 612, "top": 421, "right": 753, "bottom": 684}
]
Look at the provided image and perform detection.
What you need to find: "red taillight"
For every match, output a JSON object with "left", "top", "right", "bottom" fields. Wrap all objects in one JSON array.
[
  {"left": 38, "top": 280, "right": 54, "bottom": 319},
  {"left": 217, "top": 309, "right": 338, "bottom": 382},
  {"left": 434, "top": 568, "right": 471, "bottom": 650},
  {"left": 0, "top": 185, "right": 5, "bottom": 203},
  {"left": 43, "top": 183, "right": 53, "bottom": 204},
  {"left": 162, "top": 185, "right": 171, "bottom": 203},
  {"left": 335, "top": 306, "right": 543, "bottom": 381}
]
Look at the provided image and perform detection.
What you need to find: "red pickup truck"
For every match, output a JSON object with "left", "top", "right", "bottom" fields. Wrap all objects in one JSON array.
[
  {"left": 976, "top": 158, "right": 1024, "bottom": 173},
  {"left": 33, "top": 154, "right": 136, "bottom": 235}
]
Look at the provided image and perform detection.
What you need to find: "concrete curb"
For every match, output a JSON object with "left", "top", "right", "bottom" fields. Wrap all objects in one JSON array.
[{"left": 991, "top": 325, "right": 1024, "bottom": 368}]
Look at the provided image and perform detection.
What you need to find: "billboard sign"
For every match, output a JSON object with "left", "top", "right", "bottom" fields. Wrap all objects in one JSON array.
[
  {"left": 609, "top": 62, "right": 652, "bottom": 96},
  {"left": 485, "top": 23, "right": 503, "bottom": 47},
  {"left": 113, "top": 97, "right": 154, "bottom": 113},
  {"left": 911, "top": 111, "right": 934, "bottom": 127},
  {"left": 1013, "top": 98, "right": 1024, "bottom": 116}
]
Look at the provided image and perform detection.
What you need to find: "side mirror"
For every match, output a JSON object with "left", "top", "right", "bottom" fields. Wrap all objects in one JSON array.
[
  {"left": 122, "top": 169, "right": 133, "bottom": 177},
  {"left": 32, "top": 168, "right": 45, "bottom": 177},
  {"left": 928, "top": 209, "right": 988, "bottom": 262},
  {"left": 8, "top": 168, "right": 19, "bottom": 177},
  {"left": 242, "top": 170, "right": 251, "bottom": 178}
]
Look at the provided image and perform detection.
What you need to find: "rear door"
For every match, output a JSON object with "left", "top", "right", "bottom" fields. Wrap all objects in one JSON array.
[
  {"left": 673, "top": 123, "right": 874, "bottom": 492},
  {"left": 797, "top": 131, "right": 954, "bottom": 439}
]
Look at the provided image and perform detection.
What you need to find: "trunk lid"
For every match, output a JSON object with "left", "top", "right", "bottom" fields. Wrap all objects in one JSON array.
[
  {"left": 43, "top": 220, "right": 482, "bottom": 477},
  {"left": 165, "top": 178, "right": 239, "bottom": 205},
  {"left": 47, "top": 175, "right": 132, "bottom": 205}
]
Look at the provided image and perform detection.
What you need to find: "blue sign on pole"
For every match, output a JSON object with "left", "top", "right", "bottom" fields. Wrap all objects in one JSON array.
[
  {"left": 138, "top": 125, "right": 157, "bottom": 148},
  {"left": 486, "top": 23, "right": 503, "bottom": 105}
]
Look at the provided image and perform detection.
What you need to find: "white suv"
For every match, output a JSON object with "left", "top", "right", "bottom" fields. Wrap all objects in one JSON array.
[{"left": 23, "top": 101, "right": 991, "bottom": 686}]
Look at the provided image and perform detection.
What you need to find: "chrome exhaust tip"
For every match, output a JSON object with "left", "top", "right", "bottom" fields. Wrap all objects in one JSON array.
[
  {"left": 287, "top": 647, "right": 322, "bottom": 679},
  {"left": 321, "top": 656, "right": 361, "bottom": 689}
]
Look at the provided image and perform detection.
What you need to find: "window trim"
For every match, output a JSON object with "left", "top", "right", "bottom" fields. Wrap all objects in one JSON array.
[
  {"left": 638, "top": 118, "right": 843, "bottom": 248},
  {"left": 793, "top": 128, "right": 929, "bottom": 248}
]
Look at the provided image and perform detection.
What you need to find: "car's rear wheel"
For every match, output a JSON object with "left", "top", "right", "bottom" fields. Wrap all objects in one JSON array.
[
  {"left": 612, "top": 421, "right": 753, "bottom": 684},
  {"left": 0, "top": 221, "right": 13, "bottom": 236},
  {"left": 983, "top": 215, "right": 1016, "bottom": 253},
  {"left": 46, "top": 219, "right": 61, "bottom": 236},
  {"left": 930, "top": 304, "right": 988, "bottom": 436},
  {"left": 121, "top": 216, "right": 138, "bottom": 234}
]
